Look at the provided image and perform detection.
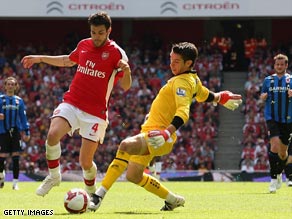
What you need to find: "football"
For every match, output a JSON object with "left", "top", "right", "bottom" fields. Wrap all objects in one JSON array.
[{"left": 64, "top": 188, "right": 90, "bottom": 214}]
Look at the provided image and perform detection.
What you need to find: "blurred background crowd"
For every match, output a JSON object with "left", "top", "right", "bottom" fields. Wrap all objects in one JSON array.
[{"left": 0, "top": 32, "right": 291, "bottom": 175}]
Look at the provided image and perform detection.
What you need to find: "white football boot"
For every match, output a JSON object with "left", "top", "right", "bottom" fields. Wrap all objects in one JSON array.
[
  {"left": 160, "top": 195, "right": 185, "bottom": 211},
  {"left": 269, "top": 174, "right": 282, "bottom": 193},
  {"left": 36, "top": 174, "right": 61, "bottom": 196},
  {"left": 276, "top": 173, "right": 282, "bottom": 189},
  {"left": 269, "top": 179, "right": 278, "bottom": 193}
]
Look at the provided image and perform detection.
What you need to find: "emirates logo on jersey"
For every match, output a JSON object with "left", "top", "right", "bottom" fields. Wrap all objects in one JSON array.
[{"left": 101, "top": 52, "right": 109, "bottom": 60}]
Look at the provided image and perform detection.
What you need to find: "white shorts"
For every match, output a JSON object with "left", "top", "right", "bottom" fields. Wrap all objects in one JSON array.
[{"left": 52, "top": 102, "right": 108, "bottom": 143}]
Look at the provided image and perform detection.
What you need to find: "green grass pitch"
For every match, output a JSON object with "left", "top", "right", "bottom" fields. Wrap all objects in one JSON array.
[{"left": 1, "top": 181, "right": 292, "bottom": 219}]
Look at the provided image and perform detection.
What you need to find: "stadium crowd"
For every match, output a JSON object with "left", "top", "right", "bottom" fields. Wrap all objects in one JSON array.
[
  {"left": 0, "top": 35, "right": 222, "bottom": 175},
  {"left": 240, "top": 42, "right": 292, "bottom": 173},
  {"left": 2, "top": 30, "right": 290, "bottom": 176}
]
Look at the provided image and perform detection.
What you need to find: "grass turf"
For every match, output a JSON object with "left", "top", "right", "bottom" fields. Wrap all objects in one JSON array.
[{"left": 1, "top": 181, "right": 292, "bottom": 219}]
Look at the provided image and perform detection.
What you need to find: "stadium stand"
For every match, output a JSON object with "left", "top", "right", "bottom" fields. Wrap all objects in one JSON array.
[{"left": 0, "top": 34, "right": 222, "bottom": 175}]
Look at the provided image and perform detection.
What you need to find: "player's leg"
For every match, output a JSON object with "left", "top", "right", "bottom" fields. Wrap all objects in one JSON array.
[
  {"left": 267, "top": 122, "right": 287, "bottom": 193},
  {"left": 99, "top": 134, "right": 146, "bottom": 191},
  {"left": 0, "top": 155, "right": 6, "bottom": 188},
  {"left": 89, "top": 141, "right": 133, "bottom": 211},
  {"left": 99, "top": 149, "right": 130, "bottom": 192},
  {"left": 11, "top": 154, "right": 20, "bottom": 190},
  {"left": 275, "top": 125, "right": 292, "bottom": 187},
  {"left": 126, "top": 161, "right": 185, "bottom": 211},
  {"left": 128, "top": 132, "right": 184, "bottom": 210},
  {"left": 284, "top": 157, "right": 292, "bottom": 186},
  {"left": 79, "top": 138, "right": 98, "bottom": 195},
  {"left": 79, "top": 115, "right": 108, "bottom": 196},
  {"left": 284, "top": 141, "right": 292, "bottom": 186},
  {"left": 268, "top": 149, "right": 283, "bottom": 192},
  {"left": 141, "top": 132, "right": 184, "bottom": 210},
  {"left": 283, "top": 125, "right": 292, "bottom": 186},
  {"left": 89, "top": 133, "right": 145, "bottom": 211},
  {"left": 36, "top": 116, "right": 70, "bottom": 196},
  {"left": 268, "top": 140, "right": 288, "bottom": 193},
  {"left": 11, "top": 131, "right": 23, "bottom": 190},
  {"left": 0, "top": 134, "right": 9, "bottom": 188}
]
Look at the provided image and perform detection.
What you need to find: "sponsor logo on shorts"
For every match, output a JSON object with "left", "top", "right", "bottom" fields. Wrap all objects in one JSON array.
[{"left": 53, "top": 109, "right": 61, "bottom": 115}]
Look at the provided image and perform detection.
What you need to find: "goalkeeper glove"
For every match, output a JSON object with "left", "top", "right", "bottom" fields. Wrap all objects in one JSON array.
[
  {"left": 148, "top": 129, "right": 171, "bottom": 149},
  {"left": 218, "top": 91, "right": 242, "bottom": 111}
]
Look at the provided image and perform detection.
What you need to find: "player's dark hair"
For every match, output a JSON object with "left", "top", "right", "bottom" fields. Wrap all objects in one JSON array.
[
  {"left": 88, "top": 11, "right": 112, "bottom": 30},
  {"left": 172, "top": 42, "right": 198, "bottom": 68}
]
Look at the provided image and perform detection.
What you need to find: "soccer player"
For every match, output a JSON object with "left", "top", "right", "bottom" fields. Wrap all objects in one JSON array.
[
  {"left": 285, "top": 146, "right": 292, "bottom": 186},
  {"left": 89, "top": 42, "right": 242, "bottom": 211},
  {"left": 0, "top": 77, "right": 30, "bottom": 190},
  {"left": 260, "top": 53, "right": 292, "bottom": 193},
  {"left": 21, "top": 11, "right": 132, "bottom": 196}
]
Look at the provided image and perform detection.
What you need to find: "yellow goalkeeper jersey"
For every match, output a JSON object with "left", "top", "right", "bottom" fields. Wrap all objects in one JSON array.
[{"left": 142, "top": 71, "right": 210, "bottom": 130}]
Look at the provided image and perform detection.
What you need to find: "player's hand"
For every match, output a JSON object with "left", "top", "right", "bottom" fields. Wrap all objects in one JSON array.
[
  {"left": 218, "top": 91, "right": 242, "bottom": 111},
  {"left": 22, "top": 134, "right": 30, "bottom": 142},
  {"left": 147, "top": 129, "right": 171, "bottom": 148},
  {"left": 21, "top": 55, "right": 41, "bottom": 68},
  {"left": 117, "top": 59, "right": 130, "bottom": 73},
  {"left": 260, "top": 92, "right": 268, "bottom": 100},
  {"left": 288, "top": 89, "right": 292, "bottom": 98}
]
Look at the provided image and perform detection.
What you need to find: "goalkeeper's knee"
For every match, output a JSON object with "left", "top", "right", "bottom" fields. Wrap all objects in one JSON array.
[
  {"left": 116, "top": 149, "right": 130, "bottom": 161},
  {"left": 124, "top": 162, "right": 145, "bottom": 184}
]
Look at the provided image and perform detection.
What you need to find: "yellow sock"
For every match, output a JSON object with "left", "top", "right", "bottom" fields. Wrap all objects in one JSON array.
[
  {"left": 138, "top": 173, "right": 169, "bottom": 199},
  {"left": 101, "top": 150, "right": 130, "bottom": 190}
]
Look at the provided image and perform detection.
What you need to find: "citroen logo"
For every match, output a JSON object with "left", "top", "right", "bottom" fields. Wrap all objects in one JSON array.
[
  {"left": 47, "top": 1, "right": 63, "bottom": 14},
  {"left": 161, "top": 1, "right": 177, "bottom": 14}
]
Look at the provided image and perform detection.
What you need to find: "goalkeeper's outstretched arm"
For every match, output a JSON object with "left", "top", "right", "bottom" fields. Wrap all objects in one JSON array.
[{"left": 205, "top": 90, "right": 242, "bottom": 111}]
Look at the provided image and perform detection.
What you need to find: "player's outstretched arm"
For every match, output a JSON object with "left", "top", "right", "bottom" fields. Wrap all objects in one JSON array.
[
  {"left": 215, "top": 90, "right": 242, "bottom": 111},
  {"left": 21, "top": 55, "right": 76, "bottom": 68}
]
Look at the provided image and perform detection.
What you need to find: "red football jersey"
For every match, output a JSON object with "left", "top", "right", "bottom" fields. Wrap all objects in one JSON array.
[{"left": 64, "top": 38, "right": 128, "bottom": 120}]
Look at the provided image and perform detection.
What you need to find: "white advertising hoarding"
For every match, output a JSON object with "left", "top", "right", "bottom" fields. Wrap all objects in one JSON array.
[{"left": 0, "top": 0, "right": 291, "bottom": 18}]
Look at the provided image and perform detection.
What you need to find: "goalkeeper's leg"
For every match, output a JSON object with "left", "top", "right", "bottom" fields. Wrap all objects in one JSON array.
[
  {"left": 127, "top": 162, "right": 185, "bottom": 211},
  {"left": 101, "top": 150, "right": 129, "bottom": 191},
  {"left": 89, "top": 149, "right": 130, "bottom": 211}
]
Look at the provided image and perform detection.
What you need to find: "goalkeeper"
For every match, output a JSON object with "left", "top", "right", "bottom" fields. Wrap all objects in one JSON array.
[{"left": 90, "top": 42, "right": 242, "bottom": 211}]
